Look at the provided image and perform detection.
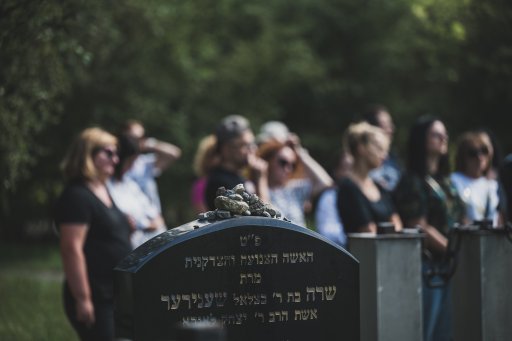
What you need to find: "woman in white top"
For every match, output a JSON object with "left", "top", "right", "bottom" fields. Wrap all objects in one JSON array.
[
  {"left": 451, "top": 131, "right": 505, "bottom": 226},
  {"left": 107, "top": 134, "right": 167, "bottom": 248}
]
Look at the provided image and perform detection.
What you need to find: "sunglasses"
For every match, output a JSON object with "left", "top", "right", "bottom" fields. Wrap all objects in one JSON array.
[
  {"left": 277, "top": 158, "right": 297, "bottom": 171},
  {"left": 467, "top": 146, "right": 489, "bottom": 158},
  {"left": 93, "top": 147, "right": 118, "bottom": 160}
]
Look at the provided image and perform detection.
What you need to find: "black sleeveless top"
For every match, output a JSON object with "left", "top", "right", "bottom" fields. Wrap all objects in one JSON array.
[{"left": 337, "top": 177, "right": 396, "bottom": 233}]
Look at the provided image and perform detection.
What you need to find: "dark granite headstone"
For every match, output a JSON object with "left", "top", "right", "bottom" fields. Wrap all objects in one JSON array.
[{"left": 114, "top": 216, "right": 359, "bottom": 341}]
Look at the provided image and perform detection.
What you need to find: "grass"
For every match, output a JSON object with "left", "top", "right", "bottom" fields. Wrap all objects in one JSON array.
[{"left": 0, "top": 241, "right": 77, "bottom": 341}]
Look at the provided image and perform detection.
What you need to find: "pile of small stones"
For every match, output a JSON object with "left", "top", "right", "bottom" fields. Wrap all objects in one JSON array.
[{"left": 198, "top": 184, "right": 283, "bottom": 221}]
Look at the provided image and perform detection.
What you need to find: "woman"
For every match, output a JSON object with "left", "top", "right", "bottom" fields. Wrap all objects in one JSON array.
[
  {"left": 54, "top": 128, "right": 132, "bottom": 340},
  {"left": 337, "top": 122, "right": 402, "bottom": 233},
  {"left": 451, "top": 131, "right": 505, "bottom": 227},
  {"left": 107, "top": 133, "right": 166, "bottom": 249},
  {"left": 315, "top": 150, "right": 353, "bottom": 248},
  {"left": 394, "top": 116, "right": 465, "bottom": 341},
  {"left": 257, "top": 137, "right": 333, "bottom": 227},
  {"left": 190, "top": 135, "right": 220, "bottom": 214}
]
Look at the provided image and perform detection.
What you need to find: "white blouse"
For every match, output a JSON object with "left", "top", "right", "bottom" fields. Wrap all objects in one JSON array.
[{"left": 450, "top": 172, "right": 500, "bottom": 226}]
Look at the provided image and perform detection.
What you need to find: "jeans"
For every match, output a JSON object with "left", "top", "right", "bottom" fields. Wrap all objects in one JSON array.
[{"left": 422, "top": 260, "right": 453, "bottom": 341}]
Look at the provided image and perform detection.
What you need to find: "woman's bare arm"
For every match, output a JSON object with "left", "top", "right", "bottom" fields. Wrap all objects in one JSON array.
[{"left": 60, "top": 224, "right": 95, "bottom": 327}]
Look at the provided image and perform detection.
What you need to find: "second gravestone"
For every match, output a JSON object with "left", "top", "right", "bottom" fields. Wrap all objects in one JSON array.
[{"left": 115, "top": 216, "right": 359, "bottom": 341}]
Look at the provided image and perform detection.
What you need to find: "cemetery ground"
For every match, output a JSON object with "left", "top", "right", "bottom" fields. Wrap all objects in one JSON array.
[{"left": 0, "top": 240, "right": 77, "bottom": 340}]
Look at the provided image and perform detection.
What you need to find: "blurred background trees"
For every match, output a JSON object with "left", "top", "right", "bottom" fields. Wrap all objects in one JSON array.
[{"left": 1, "top": 0, "right": 511, "bottom": 238}]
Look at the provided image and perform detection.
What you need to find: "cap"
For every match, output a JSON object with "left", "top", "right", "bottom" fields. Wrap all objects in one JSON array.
[
  {"left": 256, "top": 121, "right": 289, "bottom": 144},
  {"left": 215, "top": 115, "right": 251, "bottom": 147}
]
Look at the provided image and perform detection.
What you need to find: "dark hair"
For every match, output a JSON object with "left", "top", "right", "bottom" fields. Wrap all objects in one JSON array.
[
  {"left": 406, "top": 116, "right": 450, "bottom": 177},
  {"left": 120, "top": 119, "right": 143, "bottom": 134},
  {"left": 215, "top": 115, "right": 250, "bottom": 150},
  {"left": 363, "top": 104, "right": 389, "bottom": 127},
  {"left": 114, "top": 133, "right": 140, "bottom": 180}
]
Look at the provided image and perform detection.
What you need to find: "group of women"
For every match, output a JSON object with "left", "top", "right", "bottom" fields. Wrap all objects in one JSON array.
[
  {"left": 54, "top": 115, "right": 507, "bottom": 341},
  {"left": 332, "top": 116, "right": 505, "bottom": 341}
]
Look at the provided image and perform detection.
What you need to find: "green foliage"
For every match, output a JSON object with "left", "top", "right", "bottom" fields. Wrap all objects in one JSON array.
[
  {"left": 1, "top": 0, "right": 512, "bottom": 233},
  {"left": 0, "top": 277, "right": 77, "bottom": 341},
  {"left": 0, "top": 241, "right": 76, "bottom": 340}
]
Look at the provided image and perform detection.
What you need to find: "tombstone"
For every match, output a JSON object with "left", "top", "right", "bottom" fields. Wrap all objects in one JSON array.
[
  {"left": 114, "top": 216, "right": 359, "bottom": 341},
  {"left": 451, "top": 226, "right": 512, "bottom": 341},
  {"left": 348, "top": 230, "right": 423, "bottom": 341}
]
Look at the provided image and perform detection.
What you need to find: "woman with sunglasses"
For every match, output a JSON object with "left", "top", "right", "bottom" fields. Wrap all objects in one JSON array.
[
  {"left": 337, "top": 122, "right": 402, "bottom": 233},
  {"left": 451, "top": 131, "right": 505, "bottom": 226},
  {"left": 257, "top": 136, "right": 333, "bottom": 227},
  {"left": 394, "top": 116, "right": 465, "bottom": 341},
  {"left": 54, "top": 128, "right": 132, "bottom": 340}
]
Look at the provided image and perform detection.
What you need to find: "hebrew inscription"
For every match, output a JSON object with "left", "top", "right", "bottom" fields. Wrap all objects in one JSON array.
[
  {"left": 184, "top": 252, "right": 314, "bottom": 271},
  {"left": 162, "top": 233, "right": 340, "bottom": 326},
  {"left": 184, "top": 255, "right": 237, "bottom": 271},
  {"left": 114, "top": 216, "right": 359, "bottom": 341}
]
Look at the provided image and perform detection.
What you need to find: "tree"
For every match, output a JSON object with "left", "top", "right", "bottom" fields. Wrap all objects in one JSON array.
[{"left": 2, "top": 0, "right": 512, "bottom": 237}]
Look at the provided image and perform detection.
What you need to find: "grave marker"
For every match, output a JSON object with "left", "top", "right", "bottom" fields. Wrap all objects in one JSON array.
[{"left": 115, "top": 216, "right": 359, "bottom": 341}]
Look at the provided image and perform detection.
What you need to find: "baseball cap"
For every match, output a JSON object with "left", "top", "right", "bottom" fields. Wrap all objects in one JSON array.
[{"left": 215, "top": 115, "right": 251, "bottom": 147}]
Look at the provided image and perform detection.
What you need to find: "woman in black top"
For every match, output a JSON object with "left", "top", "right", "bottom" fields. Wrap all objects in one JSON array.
[
  {"left": 55, "top": 127, "right": 132, "bottom": 341},
  {"left": 337, "top": 122, "right": 402, "bottom": 233},
  {"left": 393, "top": 117, "right": 465, "bottom": 341}
]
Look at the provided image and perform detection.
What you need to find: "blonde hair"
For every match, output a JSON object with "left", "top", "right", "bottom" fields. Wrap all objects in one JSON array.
[
  {"left": 61, "top": 127, "right": 117, "bottom": 181},
  {"left": 193, "top": 135, "right": 220, "bottom": 177},
  {"left": 343, "top": 121, "right": 389, "bottom": 157},
  {"left": 455, "top": 131, "right": 493, "bottom": 173}
]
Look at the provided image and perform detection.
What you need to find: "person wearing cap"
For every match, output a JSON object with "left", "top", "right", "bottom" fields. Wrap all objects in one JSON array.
[{"left": 205, "top": 115, "right": 269, "bottom": 210}]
